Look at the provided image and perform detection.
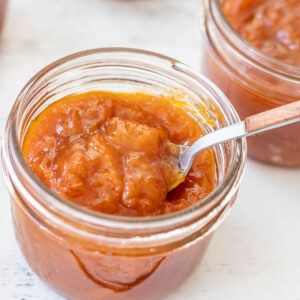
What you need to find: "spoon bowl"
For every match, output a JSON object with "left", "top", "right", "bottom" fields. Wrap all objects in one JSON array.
[{"left": 170, "top": 100, "right": 300, "bottom": 191}]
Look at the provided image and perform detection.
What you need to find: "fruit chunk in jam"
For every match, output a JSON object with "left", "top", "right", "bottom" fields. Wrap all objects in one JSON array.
[{"left": 23, "top": 91, "right": 216, "bottom": 217}]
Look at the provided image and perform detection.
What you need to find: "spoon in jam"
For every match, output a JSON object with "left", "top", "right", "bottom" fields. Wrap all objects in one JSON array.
[{"left": 170, "top": 100, "right": 300, "bottom": 190}]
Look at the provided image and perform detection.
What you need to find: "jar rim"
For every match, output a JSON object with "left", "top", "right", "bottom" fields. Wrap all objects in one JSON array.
[
  {"left": 3, "top": 47, "right": 246, "bottom": 231},
  {"left": 208, "top": 0, "right": 300, "bottom": 80}
]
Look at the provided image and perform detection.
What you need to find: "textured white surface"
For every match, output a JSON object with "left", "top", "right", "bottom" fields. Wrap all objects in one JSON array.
[{"left": 0, "top": 0, "right": 300, "bottom": 299}]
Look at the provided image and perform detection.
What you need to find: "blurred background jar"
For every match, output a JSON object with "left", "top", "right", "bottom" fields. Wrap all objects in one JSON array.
[
  {"left": 201, "top": 0, "right": 300, "bottom": 167},
  {"left": 0, "top": 0, "right": 7, "bottom": 33}
]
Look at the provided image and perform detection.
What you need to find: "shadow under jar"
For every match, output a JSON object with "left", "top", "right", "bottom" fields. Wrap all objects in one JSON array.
[
  {"left": 201, "top": 0, "right": 300, "bottom": 166},
  {"left": 2, "top": 48, "right": 246, "bottom": 300}
]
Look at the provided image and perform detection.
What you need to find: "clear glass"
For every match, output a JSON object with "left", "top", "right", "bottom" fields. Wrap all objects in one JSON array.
[
  {"left": 201, "top": 0, "right": 300, "bottom": 166},
  {"left": 2, "top": 48, "right": 246, "bottom": 300}
]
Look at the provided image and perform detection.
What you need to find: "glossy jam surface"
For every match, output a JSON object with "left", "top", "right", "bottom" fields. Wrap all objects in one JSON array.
[
  {"left": 223, "top": 0, "right": 300, "bottom": 66},
  {"left": 23, "top": 91, "right": 216, "bottom": 217}
]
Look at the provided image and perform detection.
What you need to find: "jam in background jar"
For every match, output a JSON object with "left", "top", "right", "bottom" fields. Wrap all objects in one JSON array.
[{"left": 201, "top": 0, "right": 300, "bottom": 166}]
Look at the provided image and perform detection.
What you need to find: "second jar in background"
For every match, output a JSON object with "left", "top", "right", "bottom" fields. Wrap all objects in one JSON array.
[{"left": 201, "top": 0, "right": 300, "bottom": 166}]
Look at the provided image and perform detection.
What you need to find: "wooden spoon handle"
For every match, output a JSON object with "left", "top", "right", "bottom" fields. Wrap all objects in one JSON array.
[
  {"left": 245, "top": 100, "right": 300, "bottom": 133},
  {"left": 179, "top": 100, "right": 300, "bottom": 175}
]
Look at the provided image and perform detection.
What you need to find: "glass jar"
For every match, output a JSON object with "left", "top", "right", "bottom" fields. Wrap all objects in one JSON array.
[
  {"left": 0, "top": 0, "right": 7, "bottom": 33},
  {"left": 2, "top": 48, "right": 246, "bottom": 300},
  {"left": 201, "top": 0, "right": 300, "bottom": 166}
]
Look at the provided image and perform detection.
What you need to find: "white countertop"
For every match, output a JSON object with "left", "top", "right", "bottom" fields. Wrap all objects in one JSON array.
[{"left": 0, "top": 0, "right": 300, "bottom": 299}]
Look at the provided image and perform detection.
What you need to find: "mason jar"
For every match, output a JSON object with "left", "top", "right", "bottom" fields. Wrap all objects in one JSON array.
[
  {"left": 2, "top": 48, "right": 246, "bottom": 300},
  {"left": 201, "top": 0, "right": 300, "bottom": 166}
]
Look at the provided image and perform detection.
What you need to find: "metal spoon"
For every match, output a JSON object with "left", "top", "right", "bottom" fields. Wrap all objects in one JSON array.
[{"left": 171, "top": 100, "right": 300, "bottom": 190}]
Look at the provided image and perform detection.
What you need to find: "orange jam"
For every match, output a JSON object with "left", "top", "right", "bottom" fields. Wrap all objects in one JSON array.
[
  {"left": 23, "top": 91, "right": 216, "bottom": 217},
  {"left": 223, "top": 0, "right": 300, "bottom": 66}
]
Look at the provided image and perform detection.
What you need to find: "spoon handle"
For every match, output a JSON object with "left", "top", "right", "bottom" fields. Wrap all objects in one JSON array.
[
  {"left": 245, "top": 100, "right": 300, "bottom": 135},
  {"left": 179, "top": 100, "right": 300, "bottom": 174}
]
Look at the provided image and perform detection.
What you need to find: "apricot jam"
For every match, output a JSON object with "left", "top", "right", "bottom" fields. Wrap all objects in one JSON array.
[
  {"left": 23, "top": 91, "right": 216, "bottom": 217},
  {"left": 223, "top": 0, "right": 300, "bottom": 66}
]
